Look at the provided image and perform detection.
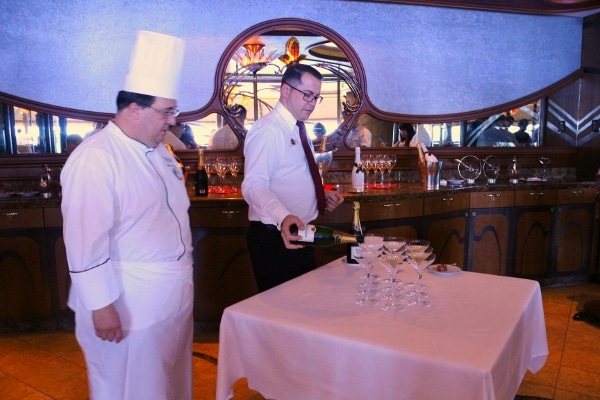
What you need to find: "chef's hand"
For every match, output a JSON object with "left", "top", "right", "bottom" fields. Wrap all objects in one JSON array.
[
  {"left": 281, "top": 214, "right": 305, "bottom": 250},
  {"left": 325, "top": 190, "right": 344, "bottom": 212},
  {"left": 92, "top": 304, "right": 123, "bottom": 343}
]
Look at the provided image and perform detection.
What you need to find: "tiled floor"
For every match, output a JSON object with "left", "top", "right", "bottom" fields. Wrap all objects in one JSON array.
[{"left": 0, "top": 283, "right": 599, "bottom": 400}]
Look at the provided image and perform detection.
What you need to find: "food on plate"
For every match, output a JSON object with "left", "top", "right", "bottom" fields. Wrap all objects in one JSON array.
[{"left": 436, "top": 264, "right": 449, "bottom": 272}]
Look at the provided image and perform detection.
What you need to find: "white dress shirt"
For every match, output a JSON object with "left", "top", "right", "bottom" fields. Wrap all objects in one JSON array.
[
  {"left": 61, "top": 121, "right": 193, "bottom": 324},
  {"left": 242, "top": 102, "right": 318, "bottom": 228}
]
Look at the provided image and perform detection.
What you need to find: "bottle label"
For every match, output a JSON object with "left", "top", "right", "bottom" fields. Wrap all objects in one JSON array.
[
  {"left": 352, "top": 168, "right": 365, "bottom": 192},
  {"left": 295, "top": 224, "right": 316, "bottom": 242},
  {"left": 350, "top": 245, "right": 360, "bottom": 260}
]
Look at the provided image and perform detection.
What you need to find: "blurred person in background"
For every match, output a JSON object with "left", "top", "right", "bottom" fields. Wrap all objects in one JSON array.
[
  {"left": 63, "top": 134, "right": 83, "bottom": 154},
  {"left": 208, "top": 105, "right": 246, "bottom": 150}
]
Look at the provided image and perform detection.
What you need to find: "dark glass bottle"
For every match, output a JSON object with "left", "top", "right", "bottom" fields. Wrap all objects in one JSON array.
[
  {"left": 195, "top": 149, "right": 209, "bottom": 196},
  {"left": 39, "top": 164, "right": 53, "bottom": 199},
  {"left": 346, "top": 201, "right": 363, "bottom": 264},
  {"left": 290, "top": 224, "right": 363, "bottom": 247}
]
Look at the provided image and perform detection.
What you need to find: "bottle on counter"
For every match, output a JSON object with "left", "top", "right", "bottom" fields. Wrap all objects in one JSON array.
[
  {"left": 416, "top": 143, "right": 427, "bottom": 185},
  {"left": 290, "top": 224, "right": 364, "bottom": 247},
  {"left": 195, "top": 148, "right": 209, "bottom": 196},
  {"left": 351, "top": 146, "right": 365, "bottom": 192},
  {"left": 510, "top": 156, "right": 519, "bottom": 184},
  {"left": 39, "top": 164, "right": 53, "bottom": 199},
  {"left": 346, "top": 201, "right": 363, "bottom": 264}
]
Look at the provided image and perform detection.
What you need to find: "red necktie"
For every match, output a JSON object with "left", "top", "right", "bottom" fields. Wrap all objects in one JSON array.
[{"left": 297, "top": 121, "right": 326, "bottom": 215}]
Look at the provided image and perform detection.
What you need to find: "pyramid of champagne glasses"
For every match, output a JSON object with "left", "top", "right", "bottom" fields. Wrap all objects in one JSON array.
[{"left": 354, "top": 236, "right": 436, "bottom": 310}]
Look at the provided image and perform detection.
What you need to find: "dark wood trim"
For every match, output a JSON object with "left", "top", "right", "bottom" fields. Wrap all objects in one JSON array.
[
  {"left": 345, "top": 0, "right": 600, "bottom": 16},
  {"left": 0, "top": 92, "right": 113, "bottom": 122}
]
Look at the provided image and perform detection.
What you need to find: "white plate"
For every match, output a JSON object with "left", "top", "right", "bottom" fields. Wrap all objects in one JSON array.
[
  {"left": 520, "top": 177, "right": 543, "bottom": 182},
  {"left": 427, "top": 264, "right": 461, "bottom": 276},
  {"left": 0, "top": 192, "right": 15, "bottom": 198},
  {"left": 446, "top": 179, "right": 465, "bottom": 186},
  {"left": 17, "top": 191, "right": 39, "bottom": 198}
]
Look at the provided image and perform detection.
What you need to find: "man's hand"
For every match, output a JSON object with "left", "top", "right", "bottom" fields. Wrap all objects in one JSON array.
[
  {"left": 92, "top": 304, "right": 124, "bottom": 343},
  {"left": 280, "top": 214, "right": 305, "bottom": 250},
  {"left": 325, "top": 190, "right": 344, "bottom": 212}
]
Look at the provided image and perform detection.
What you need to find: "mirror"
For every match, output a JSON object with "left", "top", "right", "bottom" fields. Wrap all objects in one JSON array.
[
  {"left": 218, "top": 18, "right": 364, "bottom": 151},
  {"left": 185, "top": 113, "right": 244, "bottom": 151},
  {"left": 0, "top": 104, "right": 107, "bottom": 154},
  {"left": 344, "top": 100, "right": 544, "bottom": 149}
]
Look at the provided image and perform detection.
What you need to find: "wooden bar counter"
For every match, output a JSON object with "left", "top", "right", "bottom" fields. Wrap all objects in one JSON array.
[{"left": 0, "top": 179, "right": 597, "bottom": 326}]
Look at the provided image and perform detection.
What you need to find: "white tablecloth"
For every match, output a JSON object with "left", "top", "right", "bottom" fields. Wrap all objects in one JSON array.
[{"left": 216, "top": 258, "right": 548, "bottom": 400}]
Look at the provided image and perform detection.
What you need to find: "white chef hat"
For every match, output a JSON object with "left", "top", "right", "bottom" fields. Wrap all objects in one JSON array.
[{"left": 123, "top": 30, "right": 185, "bottom": 99}]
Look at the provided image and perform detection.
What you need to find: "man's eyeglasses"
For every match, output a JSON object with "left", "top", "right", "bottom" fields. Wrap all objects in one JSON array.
[
  {"left": 284, "top": 81, "right": 323, "bottom": 104},
  {"left": 150, "top": 106, "right": 180, "bottom": 118}
]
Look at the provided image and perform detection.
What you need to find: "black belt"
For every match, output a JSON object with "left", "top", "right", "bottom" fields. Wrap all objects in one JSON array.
[{"left": 249, "top": 221, "right": 279, "bottom": 232}]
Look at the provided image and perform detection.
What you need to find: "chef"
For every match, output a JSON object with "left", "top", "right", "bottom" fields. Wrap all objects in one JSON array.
[{"left": 61, "top": 30, "right": 194, "bottom": 400}]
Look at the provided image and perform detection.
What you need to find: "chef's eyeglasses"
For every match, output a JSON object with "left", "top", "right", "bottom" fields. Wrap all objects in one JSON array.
[
  {"left": 150, "top": 106, "right": 181, "bottom": 118},
  {"left": 284, "top": 81, "right": 323, "bottom": 104}
]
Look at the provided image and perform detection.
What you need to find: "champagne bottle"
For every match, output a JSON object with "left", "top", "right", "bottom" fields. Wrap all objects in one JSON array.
[
  {"left": 510, "top": 156, "right": 519, "bottom": 184},
  {"left": 39, "top": 164, "right": 53, "bottom": 199},
  {"left": 351, "top": 146, "right": 365, "bottom": 192},
  {"left": 417, "top": 143, "right": 426, "bottom": 185},
  {"left": 290, "top": 224, "right": 364, "bottom": 247},
  {"left": 346, "top": 201, "right": 363, "bottom": 264},
  {"left": 195, "top": 148, "right": 209, "bottom": 196}
]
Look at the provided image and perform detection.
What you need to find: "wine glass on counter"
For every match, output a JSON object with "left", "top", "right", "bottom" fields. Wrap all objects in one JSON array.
[
  {"left": 213, "top": 157, "right": 230, "bottom": 193},
  {"left": 539, "top": 156, "right": 551, "bottom": 181},
  {"left": 204, "top": 158, "right": 216, "bottom": 189},
  {"left": 362, "top": 154, "right": 376, "bottom": 189},
  {"left": 374, "top": 155, "right": 387, "bottom": 188},
  {"left": 384, "top": 154, "right": 397, "bottom": 188},
  {"left": 228, "top": 157, "right": 242, "bottom": 190}
]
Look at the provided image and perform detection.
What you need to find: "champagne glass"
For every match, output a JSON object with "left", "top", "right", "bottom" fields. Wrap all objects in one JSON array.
[
  {"left": 375, "top": 155, "right": 386, "bottom": 188},
  {"left": 381, "top": 236, "right": 406, "bottom": 284},
  {"left": 228, "top": 157, "right": 242, "bottom": 191},
  {"left": 406, "top": 251, "right": 436, "bottom": 307},
  {"left": 380, "top": 236, "right": 407, "bottom": 311},
  {"left": 355, "top": 244, "right": 383, "bottom": 306},
  {"left": 378, "top": 154, "right": 390, "bottom": 188},
  {"left": 363, "top": 154, "right": 375, "bottom": 189},
  {"left": 204, "top": 159, "right": 216, "bottom": 192},
  {"left": 214, "top": 157, "right": 229, "bottom": 193},
  {"left": 404, "top": 239, "right": 432, "bottom": 293},
  {"left": 385, "top": 154, "right": 397, "bottom": 187},
  {"left": 539, "top": 157, "right": 551, "bottom": 181}
]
